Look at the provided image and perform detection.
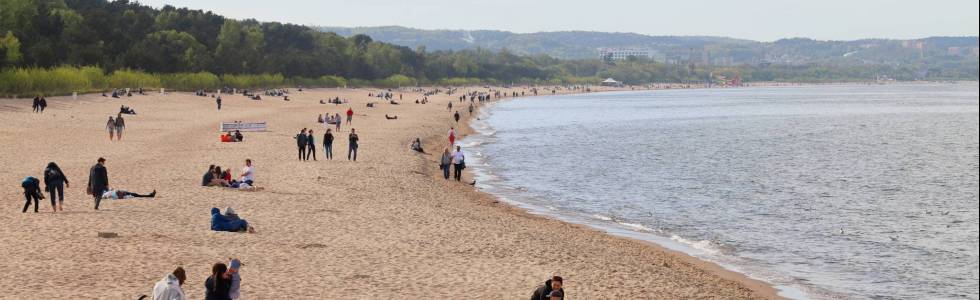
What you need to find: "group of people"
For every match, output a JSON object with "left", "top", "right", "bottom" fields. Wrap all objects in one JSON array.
[
  {"left": 439, "top": 145, "right": 466, "bottom": 181},
  {"left": 106, "top": 113, "right": 127, "bottom": 141},
  {"left": 294, "top": 128, "right": 356, "bottom": 161},
  {"left": 221, "top": 130, "right": 244, "bottom": 142},
  {"left": 201, "top": 159, "right": 255, "bottom": 190},
  {"left": 20, "top": 157, "right": 157, "bottom": 212},
  {"left": 147, "top": 259, "right": 244, "bottom": 300},
  {"left": 32, "top": 96, "right": 48, "bottom": 113}
]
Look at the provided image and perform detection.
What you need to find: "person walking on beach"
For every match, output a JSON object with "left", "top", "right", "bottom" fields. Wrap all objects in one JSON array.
[
  {"left": 216, "top": 96, "right": 222, "bottom": 110},
  {"left": 440, "top": 148, "right": 452, "bottom": 180},
  {"left": 323, "top": 129, "right": 334, "bottom": 160},
  {"left": 454, "top": 111, "right": 460, "bottom": 123},
  {"left": 151, "top": 267, "right": 186, "bottom": 300},
  {"left": 44, "top": 162, "right": 69, "bottom": 212},
  {"left": 106, "top": 116, "right": 116, "bottom": 140},
  {"left": 452, "top": 145, "right": 465, "bottom": 181},
  {"left": 21, "top": 176, "right": 44, "bottom": 213},
  {"left": 530, "top": 276, "right": 564, "bottom": 300},
  {"left": 114, "top": 113, "right": 126, "bottom": 140},
  {"left": 306, "top": 129, "right": 317, "bottom": 161},
  {"left": 348, "top": 128, "right": 359, "bottom": 161},
  {"left": 295, "top": 129, "right": 308, "bottom": 161},
  {"left": 346, "top": 107, "right": 354, "bottom": 125},
  {"left": 335, "top": 112, "right": 342, "bottom": 131},
  {"left": 448, "top": 127, "right": 457, "bottom": 146},
  {"left": 87, "top": 157, "right": 109, "bottom": 210}
]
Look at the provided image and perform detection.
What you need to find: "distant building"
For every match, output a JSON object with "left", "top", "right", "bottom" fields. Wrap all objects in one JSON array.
[{"left": 599, "top": 48, "right": 658, "bottom": 61}]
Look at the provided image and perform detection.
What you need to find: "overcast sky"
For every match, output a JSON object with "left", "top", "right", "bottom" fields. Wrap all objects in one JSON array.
[{"left": 138, "top": 0, "right": 979, "bottom": 41}]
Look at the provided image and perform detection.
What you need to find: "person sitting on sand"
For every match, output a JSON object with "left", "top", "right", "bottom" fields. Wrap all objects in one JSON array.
[
  {"left": 239, "top": 159, "right": 254, "bottom": 186},
  {"left": 234, "top": 130, "right": 243, "bottom": 142},
  {"left": 207, "top": 166, "right": 229, "bottom": 187},
  {"left": 101, "top": 188, "right": 157, "bottom": 200},
  {"left": 205, "top": 262, "right": 232, "bottom": 300},
  {"left": 317, "top": 114, "right": 324, "bottom": 123},
  {"left": 151, "top": 267, "right": 187, "bottom": 300},
  {"left": 411, "top": 138, "right": 424, "bottom": 153},
  {"left": 202, "top": 165, "right": 216, "bottom": 186},
  {"left": 385, "top": 114, "right": 397, "bottom": 120},
  {"left": 530, "top": 276, "right": 564, "bottom": 300},
  {"left": 221, "top": 132, "right": 234, "bottom": 143},
  {"left": 210, "top": 207, "right": 255, "bottom": 233}
]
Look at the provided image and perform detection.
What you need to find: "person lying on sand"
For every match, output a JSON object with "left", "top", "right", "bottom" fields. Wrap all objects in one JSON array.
[
  {"left": 102, "top": 189, "right": 156, "bottom": 199},
  {"left": 385, "top": 114, "right": 397, "bottom": 120},
  {"left": 210, "top": 207, "right": 256, "bottom": 233}
]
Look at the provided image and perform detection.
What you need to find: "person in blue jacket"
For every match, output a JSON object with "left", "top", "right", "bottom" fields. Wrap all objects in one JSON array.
[{"left": 210, "top": 207, "right": 255, "bottom": 233}]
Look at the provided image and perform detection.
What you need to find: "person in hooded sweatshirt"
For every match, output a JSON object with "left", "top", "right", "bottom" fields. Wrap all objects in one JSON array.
[
  {"left": 210, "top": 207, "right": 255, "bottom": 233},
  {"left": 205, "top": 263, "right": 231, "bottom": 300},
  {"left": 530, "top": 276, "right": 564, "bottom": 300},
  {"left": 21, "top": 176, "right": 44, "bottom": 213},
  {"left": 295, "top": 129, "right": 308, "bottom": 161},
  {"left": 43, "top": 162, "right": 69, "bottom": 212},
  {"left": 152, "top": 267, "right": 187, "bottom": 300}
]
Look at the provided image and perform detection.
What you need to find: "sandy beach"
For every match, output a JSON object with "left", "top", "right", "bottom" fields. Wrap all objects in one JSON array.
[{"left": 1, "top": 86, "right": 780, "bottom": 299}]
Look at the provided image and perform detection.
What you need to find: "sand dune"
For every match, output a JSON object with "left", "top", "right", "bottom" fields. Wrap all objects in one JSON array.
[{"left": 1, "top": 87, "right": 777, "bottom": 299}]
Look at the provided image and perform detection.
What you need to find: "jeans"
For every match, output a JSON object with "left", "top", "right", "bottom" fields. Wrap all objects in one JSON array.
[
  {"left": 453, "top": 163, "right": 464, "bottom": 181},
  {"left": 93, "top": 187, "right": 107, "bottom": 210},
  {"left": 348, "top": 145, "right": 358, "bottom": 161},
  {"left": 441, "top": 164, "right": 450, "bottom": 179},
  {"left": 324, "top": 143, "right": 333, "bottom": 159},
  {"left": 23, "top": 191, "right": 40, "bottom": 212},
  {"left": 307, "top": 145, "right": 317, "bottom": 160},
  {"left": 48, "top": 182, "right": 64, "bottom": 208},
  {"left": 298, "top": 146, "right": 306, "bottom": 160}
]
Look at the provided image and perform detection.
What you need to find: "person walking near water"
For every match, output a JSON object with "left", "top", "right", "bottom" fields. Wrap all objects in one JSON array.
[
  {"left": 87, "top": 157, "right": 109, "bottom": 210},
  {"left": 346, "top": 107, "right": 354, "bottom": 125},
  {"left": 348, "top": 128, "right": 359, "bottom": 161},
  {"left": 295, "top": 129, "right": 308, "bottom": 161},
  {"left": 440, "top": 148, "right": 452, "bottom": 180},
  {"left": 306, "top": 130, "right": 317, "bottom": 161},
  {"left": 106, "top": 116, "right": 116, "bottom": 140},
  {"left": 114, "top": 113, "right": 126, "bottom": 140},
  {"left": 21, "top": 176, "right": 44, "bottom": 213},
  {"left": 452, "top": 145, "right": 465, "bottom": 181},
  {"left": 453, "top": 111, "right": 460, "bottom": 123},
  {"left": 44, "top": 162, "right": 69, "bottom": 212},
  {"left": 323, "top": 129, "right": 334, "bottom": 160}
]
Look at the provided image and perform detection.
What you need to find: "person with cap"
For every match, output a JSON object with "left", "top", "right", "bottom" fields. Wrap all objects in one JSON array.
[
  {"left": 530, "top": 276, "right": 564, "bottom": 300},
  {"left": 227, "top": 259, "right": 242, "bottom": 299},
  {"left": 151, "top": 267, "right": 187, "bottom": 300},
  {"left": 210, "top": 207, "right": 255, "bottom": 233}
]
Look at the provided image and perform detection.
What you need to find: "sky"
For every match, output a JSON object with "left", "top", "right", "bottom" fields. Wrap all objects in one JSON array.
[{"left": 138, "top": 0, "right": 979, "bottom": 41}]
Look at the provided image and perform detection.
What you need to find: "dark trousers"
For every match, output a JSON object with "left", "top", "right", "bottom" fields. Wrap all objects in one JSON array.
[
  {"left": 298, "top": 146, "right": 306, "bottom": 160},
  {"left": 453, "top": 163, "right": 464, "bottom": 181},
  {"left": 48, "top": 183, "right": 64, "bottom": 208},
  {"left": 324, "top": 143, "right": 333, "bottom": 159},
  {"left": 441, "top": 164, "right": 450, "bottom": 179},
  {"left": 93, "top": 187, "right": 106, "bottom": 210},
  {"left": 307, "top": 145, "right": 317, "bottom": 160},
  {"left": 348, "top": 145, "right": 357, "bottom": 161},
  {"left": 23, "top": 191, "right": 40, "bottom": 213}
]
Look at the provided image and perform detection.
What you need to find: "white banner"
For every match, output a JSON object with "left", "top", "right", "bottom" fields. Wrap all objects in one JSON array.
[{"left": 221, "top": 122, "right": 267, "bottom": 132}]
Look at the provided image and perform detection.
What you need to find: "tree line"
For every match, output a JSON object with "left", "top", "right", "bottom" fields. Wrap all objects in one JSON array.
[{"left": 2, "top": 0, "right": 976, "bottom": 96}]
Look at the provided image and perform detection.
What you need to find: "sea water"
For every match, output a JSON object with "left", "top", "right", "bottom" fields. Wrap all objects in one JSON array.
[{"left": 463, "top": 83, "right": 979, "bottom": 299}]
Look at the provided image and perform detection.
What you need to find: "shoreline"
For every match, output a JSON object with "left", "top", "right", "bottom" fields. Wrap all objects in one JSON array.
[
  {"left": 3, "top": 85, "right": 784, "bottom": 298},
  {"left": 444, "top": 88, "right": 790, "bottom": 299}
]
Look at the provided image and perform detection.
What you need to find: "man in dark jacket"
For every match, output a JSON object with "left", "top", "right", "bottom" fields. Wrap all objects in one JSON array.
[
  {"left": 296, "top": 129, "right": 308, "bottom": 161},
  {"left": 306, "top": 130, "right": 317, "bottom": 161},
  {"left": 88, "top": 157, "right": 109, "bottom": 210},
  {"left": 530, "top": 276, "right": 564, "bottom": 300}
]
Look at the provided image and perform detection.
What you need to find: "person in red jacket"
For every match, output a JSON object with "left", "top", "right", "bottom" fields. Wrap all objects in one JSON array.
[{"left": 346, "top": 107, "right": 354, "bottom": 125}]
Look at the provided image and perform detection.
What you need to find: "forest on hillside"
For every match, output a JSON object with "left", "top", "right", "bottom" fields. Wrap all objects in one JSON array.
[{"left": 2, "top": 0, "right": 977, "bottom": 95}]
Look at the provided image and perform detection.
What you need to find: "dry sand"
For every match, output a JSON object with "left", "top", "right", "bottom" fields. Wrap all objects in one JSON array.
[{"left": 1, "top": 86, "right": 780, "bottom": 299}]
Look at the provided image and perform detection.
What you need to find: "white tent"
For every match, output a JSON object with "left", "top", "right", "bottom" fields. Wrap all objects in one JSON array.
[{"left": 600, "top": 78, "right": 622, "bottom": 86}]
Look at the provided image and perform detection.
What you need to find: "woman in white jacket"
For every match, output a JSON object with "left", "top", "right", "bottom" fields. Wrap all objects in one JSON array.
[{"left": 152, "top": 267, "right": 186, "bottom": 300}]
